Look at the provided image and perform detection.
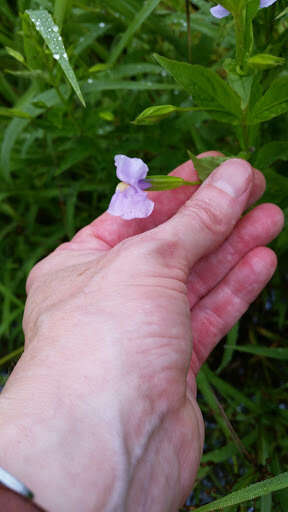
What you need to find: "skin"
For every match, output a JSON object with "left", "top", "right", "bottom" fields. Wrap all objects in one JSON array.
[{"left": 0, "top": 154, "right": 284, "bottom": 512}]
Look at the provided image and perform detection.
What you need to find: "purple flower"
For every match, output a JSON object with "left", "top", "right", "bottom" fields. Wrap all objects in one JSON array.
[
  {"left": 210, "top": 0, "right": 277, "bottom": 18},
  {"left": 108, "top": 155, "right": 154, "bottom": 220}
]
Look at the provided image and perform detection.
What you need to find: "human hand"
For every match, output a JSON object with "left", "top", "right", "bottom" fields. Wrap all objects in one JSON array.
[{"left": 0, "top": 154, "right": 284, "bottom": 512}]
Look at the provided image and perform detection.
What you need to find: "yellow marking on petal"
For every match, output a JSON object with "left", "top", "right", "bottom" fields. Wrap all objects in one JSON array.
[{"left": 116, "top": 182, "right": 130, "bottom": 192}]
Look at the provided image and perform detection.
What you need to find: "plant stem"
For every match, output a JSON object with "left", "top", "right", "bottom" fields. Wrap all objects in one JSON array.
[
  {"left": 234, "top": 13, "right": 246, "bottom": 71},
  {"left": 185, "top": 0, "right": 192, "bottom": 63},
  {"left": 241, "top": 107, "right": 250, "bottom": 153}
]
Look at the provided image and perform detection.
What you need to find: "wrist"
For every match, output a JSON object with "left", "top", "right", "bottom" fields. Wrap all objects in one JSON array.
[{"left": 0, "top": 360, "right": 132, "bottom": 511}]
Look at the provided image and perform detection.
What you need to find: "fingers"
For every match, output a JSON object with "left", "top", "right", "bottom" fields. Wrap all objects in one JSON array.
[
  {"left": 152, "top": 159, "right": 254, "bottom": 271},
  {"left": 188, "top": 246, "right": 278, "bottom": 378},
  {"left": 187, "top": 203, "right": 284, "bottom": 309},
  {"left": 71, "top": 154, "right": 265, "bottom": 250}
]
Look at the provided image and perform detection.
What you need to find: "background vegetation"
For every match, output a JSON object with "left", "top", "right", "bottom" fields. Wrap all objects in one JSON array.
[{"left": 0, "top": 0, "right": 287, "bottom": 510}]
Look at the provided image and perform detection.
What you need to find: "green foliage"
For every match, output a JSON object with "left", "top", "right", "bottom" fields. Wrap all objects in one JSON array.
[
  {"left": 25, "top": 9, "right": 85, "bottom": 106},
  {"left": 187, "top": 152, "right": 229, "bottom": 180},
  {"left": 0, "top": 1, "right": 288, "bottom": 510},
  {"left": 194, "top": 472, "right": 288, "bottom": 511},
  {"left": 247, "top": 53, "right": 285, "bottom": 69},
  {"left": 154, "top": 54, "right": 242, "bottom": 123},
  {"left": 249, "top": 77, "right": 288, "bottom": 124}
]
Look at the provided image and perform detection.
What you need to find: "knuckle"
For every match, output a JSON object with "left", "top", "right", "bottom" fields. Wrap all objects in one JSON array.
[
  {"left": 25, "top": 257, "right": 51, "bottom": 293},
  {"left": 183, "top": 197, "right": 231, "bottom": 237},
  {"left": 26, "top": 262, "right": 42, "bottom": 292},
  {"left": 111, "top": 234, "right": 185, "bottom": 277}
]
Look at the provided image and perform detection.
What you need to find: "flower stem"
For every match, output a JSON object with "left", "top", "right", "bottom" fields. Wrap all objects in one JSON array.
[{"left": 185, "top": 0, "right": 192, "bottom": 63}]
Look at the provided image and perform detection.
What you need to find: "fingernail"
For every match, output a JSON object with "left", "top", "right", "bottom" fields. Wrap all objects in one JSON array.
[{"left": 212, "top": 159, "right": 252, "bottom": 198}]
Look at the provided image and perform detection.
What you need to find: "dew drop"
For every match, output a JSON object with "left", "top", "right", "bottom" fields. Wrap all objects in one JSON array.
[{"left": 53, "top": 53, "right": 60, "bottom": 60}]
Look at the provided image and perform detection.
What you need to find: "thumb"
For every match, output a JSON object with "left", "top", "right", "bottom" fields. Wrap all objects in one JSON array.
[{"left": 152, "top": 159, "right": 253, "bottom": 270}]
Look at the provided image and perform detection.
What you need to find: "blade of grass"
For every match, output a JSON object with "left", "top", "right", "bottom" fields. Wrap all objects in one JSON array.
[
  {"left": 217, "top": 321, "right": 239, "bottom": 374},
  {"left": 26, "top": 9, "right": 85, "bottom": 106},
  {"left": 197, "top": 367, "right": 236, "bottom": 441},
  {"left": 191, "top": 472, "right": 288, "bottom": 511},
  {"left": 0, "top": 347, "right": 24, "bottom": 367},
  {"left": 204, "top": 365, "right": 257, "bottom": 412},
  {"left": 53, "top": 0, "right": 71, "bottom": 32},
  {"left": 233, "top": 345, "right": 288, "bottom": 359},
  {"left": 108, "top": 0, "right": 161, "bottom": 66}
]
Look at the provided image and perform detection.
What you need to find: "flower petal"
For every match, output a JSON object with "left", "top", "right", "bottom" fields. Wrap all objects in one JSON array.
[
  {"left": 114, "top": 154, "right": 149, "bottom": 188},
  {"left": 210, "top": 4, "right": 231, "bottom": 18},
  {"left": 108, "top": 186, "right": 154, "bottom": 220},
  {"left": 260, "top": 0, "right": 277, "bottom": 7}
]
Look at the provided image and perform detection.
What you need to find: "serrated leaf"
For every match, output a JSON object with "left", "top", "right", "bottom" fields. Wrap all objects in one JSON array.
[
  {"left": 196, "top": 473, "right": 288, "bottom": 511},
  {"left": 25, "top": 9, "right": 85, "bottom": 106},
  {"left": 153, "top": 54, "right": 241, "bottom": 123},
  {"left": 249, "top": 77, "right": 288, "bottom": 124}
]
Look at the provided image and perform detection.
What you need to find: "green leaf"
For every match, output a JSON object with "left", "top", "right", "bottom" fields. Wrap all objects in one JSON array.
[
  {"left": 153, "top": 54, "right": 241, "bottom": 123},
  {"left": 196, "top": 473, "right": 288, "bottom": 511},
  {"left": 201, "top": 431, "right": 256, "bottom": 465},
  {"left": 254, "top": 142, "right": 288, "bottom": 169},
  {"left": 187, "top": 152, "right": 228, "bottom": 181},
  {"left": 0, "top": 72, "right": 17, "bottom": 103},
  {"left": 5, "top": 46, "right": 25, "bottom": 64},
  {"left": 25, "top": 9, "right": 85, "bottom": 106},
  {"left": 203, "top": 365, "right": 257, "bottom": 412},
  {"left": 217, "top": 322, "right": 239, "bottom": 374},
  {"left": 82, "top": 80, "right": 178, "bottom": 93},
  {"left": 108, "top": 0, "right": 161, "bottom": 66},
  {"left": 1, "top": 85, "right": 62, "bottom": 179},
  {"left": 0, "top": 346, "right": 24, "bottom": 367},
  {"left": 259, "top": 167, "right": 288, "bottom": 209},
  {"left": 233, "top": 345, "right": 288, "bottom": 360},
  {"left": 224, "top": 59, "right": 258, "bottom": 110},
  {"left": 55, "top": 145, "right": 92, "bottom": 176},
  {"left": 249, "top": 77, "right": 288, "bottom": 124},
  {"left": 0, "top": 107, "right": 31, "bottom": 119},
  {"left": 261, "top": 493, "right": 272, "bottom": 512},
  {"left": 53, "top": 0, "right": 71, "bottom": 31},
  {"left": 22, "top": 12, "right": 47, "bottom": 71},
  {"left": 197, "top": 368, "right": 234, "bottom": 441}
]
